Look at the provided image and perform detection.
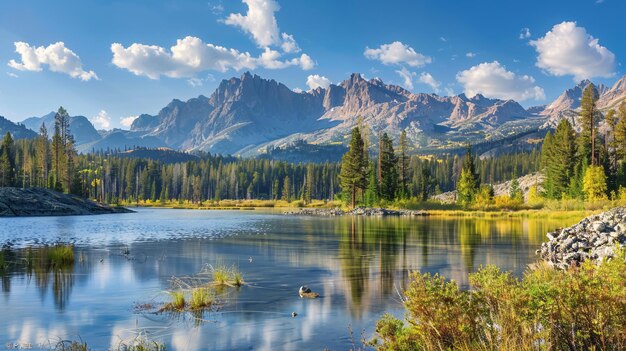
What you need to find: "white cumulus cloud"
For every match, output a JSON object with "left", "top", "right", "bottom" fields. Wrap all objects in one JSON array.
[
  {"left": 280, "top": 33, "right": 300, "bottom": 53},
  {"left": 8, "top": 41, "right": 98, "bottom": 81},
  {"left": 418, "top": 72, "right": 441, "bottom": 92},
  {"left": 456, "top": 61, "right": 545, "bottom": 101},
  {"left": 257, "top": 48, "right": 313, "bottom": 70},
  {"left": 465, "top": 52, "right": 476, "bottom": 58},
  {"left": 110, "top": 36, "right": 314, "bottom": 79},
  {"left": 306, "top": 74, "right": 331, "bottom": 90},
  {"left": 224, "top": 0, "right": 281, "bottom": 47},
  {"left": 530, "top": 21, "right": 616, "bottom": 81},
  {"left": 364, "top": 41, "right": 432, "bottom": 67},
  {"left": 120, "top": 115, "right": 138, "bottom": 128},
  {"left": 111, "top": 37, "right": 256, "bottom": 79},
  {"left": 224, "top": 0, "right": 303, "bottom": 54},
  {"left": 91, "top": 110, "right": 111, "bottom": 129},
  {"left": 395, "top": 67, "right": 416, "bottom": 90}
]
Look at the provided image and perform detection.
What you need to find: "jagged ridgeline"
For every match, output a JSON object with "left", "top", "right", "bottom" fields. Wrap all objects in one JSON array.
[{"left": 5, "top": 73, "right": 625, "bottom": 161}]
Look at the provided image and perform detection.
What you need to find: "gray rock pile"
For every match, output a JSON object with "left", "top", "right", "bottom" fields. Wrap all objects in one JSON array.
[
  {"left": 539, "top": 207, "right": 626, "bottom": 269},
  {"left": 283, "top": 207, "right": 428, "bottom": 217}
]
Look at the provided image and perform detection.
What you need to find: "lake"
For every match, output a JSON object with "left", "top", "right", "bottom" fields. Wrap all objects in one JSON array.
[{"left": 0, "top": 209, "right": 580, "bottom": 351}]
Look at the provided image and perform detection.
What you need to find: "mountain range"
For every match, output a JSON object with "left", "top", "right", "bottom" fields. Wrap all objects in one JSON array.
[{"left": 2, "top": 72, "right": 625, "bottom": 160}]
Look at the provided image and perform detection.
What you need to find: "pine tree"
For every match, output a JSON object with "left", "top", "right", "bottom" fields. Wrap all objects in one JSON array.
[
  {"left": 364, "top": 161, "right": 379, "bottom": 206},
  {"left": 0, "top": 132, "right": 16, "bottom": 187},
  {"left": 551, "top": 119, "right": 577, "bottom": 198},
  {"left": 418, "top": 163, "right": 432, "bottom": 201},
  {"left": 379, "top": 133, "right": 398, "bottom": 201},
  {"left": 509, "top": 177, "right": 523, "bottom": 201},
  {"left": 540, "top": 131, "right": 555, "bottom": 196},
  {"left": 339, "top": 128, "right": 369, "bottom": 208},
  {"left": 456, "top": 145, "right": 479, "bottom": 206},
  {"left": 615, "top": 102, "right": 626, "bottom": 161},
  {"left": 578, "top": 84, "right": 599, "bottom": 166},
  {"left": 36, "top": 123, "right": 50, "bottom": 188},
  {"left": 397, "top": 130, "right": 409, "bottom": 198},
  {"left": 282, "top": 176, "right": 291, "bottom": 202}
]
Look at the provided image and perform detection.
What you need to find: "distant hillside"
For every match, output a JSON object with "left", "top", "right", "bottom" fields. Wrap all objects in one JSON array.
[
  {"left": 113, "top": 148, "right": 199, "bottom": 163},
  {"left": 76, "top": 129, "right": 167, "bottom": 154},
  {"left": 22, "top": 112, "right": 101, "bottom": 145},
  {"left": 258, "top": 140, "right": 347, "bottom": 163},
  {"left": 0, "top": 116, "right": 37, "bottom": 139}
]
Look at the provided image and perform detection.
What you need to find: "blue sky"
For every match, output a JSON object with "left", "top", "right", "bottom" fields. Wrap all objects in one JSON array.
[{"left": 0, "top": 0, "right": 624, "bottom": 129}]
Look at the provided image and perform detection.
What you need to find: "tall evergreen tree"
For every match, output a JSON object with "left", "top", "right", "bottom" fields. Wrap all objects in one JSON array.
[
  {"left": 615, "top": 102, "right": 626, "bottom": 161},
  {"left": 36, "top": 123, "right": 50, "bottom": 188},
  {"left": 397, "top": 130, "right": 409, "bottom": 198},
  {"left": 379, "top": 133, "right": 398, "bottom": 201},
  {"left": 547, "top": 119, "right": 577, "bottom": 198},
  {"left": 339, "top": 128, "right": 369, "bottom": 208},
  {"left": 0, "top": 132, "right": 16, "bottom": 187},
  {"left": 456, "top": 145, "right": 479, "bottom": 206},
  {"left": 282, "top": 176, "right": 291, "bottom": 202},
  {"left": 578, "top": 84, "right": 599, "bottom": 166},
  {"left": 418, "top": 163, "right": 433, "bottom": 201}
]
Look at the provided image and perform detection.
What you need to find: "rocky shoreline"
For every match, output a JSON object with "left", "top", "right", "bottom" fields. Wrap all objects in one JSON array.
[
  {"left": 539, "top": 207, "right": 626, "bottom": 269},
  {"left": 283, "top": 207, "right": 429, "bottom": 217},
  {"left": 0, "top": 187, "right": 133, "bottom": 217}
]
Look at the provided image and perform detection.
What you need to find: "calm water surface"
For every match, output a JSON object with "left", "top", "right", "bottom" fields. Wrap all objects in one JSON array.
[{"left": 0, "top": 209, "right": 580, "bottom": 350}]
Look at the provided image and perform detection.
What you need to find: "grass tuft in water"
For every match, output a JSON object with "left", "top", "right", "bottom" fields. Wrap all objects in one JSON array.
[
  {"left": 54, "top": 340, "right": 88, "bottom": 351},
  {"left": 211, "top": 263, "right": 244, "bottom": 287},
  {"left": 118, "top": 340, "right": 166, "bottom": 351},
  {"left": 189, "top": 287, "right": 213, "bottom": 310},
  {"left": 166, "top": 291, "right": 185, "bottom": 310},
  {"left": 46, "top": 245, "right": 75, "bottom": 268}
]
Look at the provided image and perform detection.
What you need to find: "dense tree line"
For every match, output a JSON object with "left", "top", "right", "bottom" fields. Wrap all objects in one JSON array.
[
  {"left": 541, "top": 84, "right": 626, "bottom": 201},
  {"left": 1, "top": 107, "right": 542, "bottom": 205},
  {"left": 338, "top": 127, "right": 540, "bottom": 207}
]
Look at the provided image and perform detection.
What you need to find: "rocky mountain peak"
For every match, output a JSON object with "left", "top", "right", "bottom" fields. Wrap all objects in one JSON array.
[{"left": 609, "top": 75, "right": 626, "bottom": 92}]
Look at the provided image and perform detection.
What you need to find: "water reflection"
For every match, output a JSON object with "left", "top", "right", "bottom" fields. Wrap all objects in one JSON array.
[
  {"left": 0, "top": 210, "right": 581, "bottom": 351},
  {"left": 1, "top": 245, "right": 76, "bottom": 310}
]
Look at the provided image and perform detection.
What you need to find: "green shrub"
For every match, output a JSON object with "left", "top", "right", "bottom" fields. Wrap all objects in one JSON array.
[{"left": 373, "top": 248, "right": 626, "bottom": 350}]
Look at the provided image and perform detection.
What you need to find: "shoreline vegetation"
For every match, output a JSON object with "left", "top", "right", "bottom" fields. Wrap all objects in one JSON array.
[
  {"left": 119, "top": 197, "right": 619, "bottom": 220},
  {"left": 372, "top": 209, "right": 626, "bottom": 351}
]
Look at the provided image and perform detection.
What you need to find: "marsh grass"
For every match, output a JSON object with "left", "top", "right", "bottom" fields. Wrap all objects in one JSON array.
[
  {"left": 189, "top": 287, "right": 213, "bottom": 310},
  {"left": 0, "top": 245, "right": 75, "bottom": 274},
  {"left": 51, "top": 336, "right": 166, "bottom": 351},
  {"left": 158, "top": 261, "right": 243, "bottom": 315},
  {"left": 54, "top": 340, "right": 88, "bottom": 351},
  {"left": 210, "top": 263, "right": 244, "bottom": 287},
  {"left": 165, "top": 291, "right": 185, "bottom": 311},
  {"left": 372, "top": 246, "right": 626, "bottom": 351},
  {"left": 46, "top": 245, "right": 75, "bottom": 268},
  {"left": 118, "top": 339, "right": 166, "bottom": 351}
]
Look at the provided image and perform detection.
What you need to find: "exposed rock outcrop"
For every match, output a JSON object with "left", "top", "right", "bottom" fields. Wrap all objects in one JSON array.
[
  {"left": 0, "top": 187, "right": 133, "bottom": 217},
  {"left": 539, "top": 208, "right": 626, "bottom": 269},
  {"left": 432, "top": 172, "right": 544, "bottom": 204}
]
